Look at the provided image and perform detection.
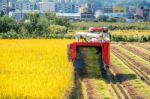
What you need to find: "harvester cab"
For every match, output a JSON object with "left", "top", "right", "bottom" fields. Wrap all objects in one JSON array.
[{"left": 67, "top": 27, "right": 110, "bottom": 69}]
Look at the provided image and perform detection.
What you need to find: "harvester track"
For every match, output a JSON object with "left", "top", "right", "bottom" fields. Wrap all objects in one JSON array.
[
  {"left": 111, "top": 47, "right": 150, "bottom": 86},
  {"left": 103, "top": 67, "right": 131, "bottom": 99},
  {"left": 121, "top": 45, "right": 150, "bottom": 62},
  {"left": 79, "top": 48, "right": 130, "bottom": 99}
]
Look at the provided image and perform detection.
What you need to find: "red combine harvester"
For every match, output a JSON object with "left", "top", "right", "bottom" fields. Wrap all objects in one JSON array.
[{"left": 68, "top": 27, "right": 110, "bottom": 68}]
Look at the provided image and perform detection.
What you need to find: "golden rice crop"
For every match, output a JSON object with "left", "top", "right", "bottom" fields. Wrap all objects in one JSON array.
[
  {"left": 0, "top": 39, "right": 74, "bottom": 98},
  {"left": 110, "top": 30, "right": 150, "bottom": 36}
]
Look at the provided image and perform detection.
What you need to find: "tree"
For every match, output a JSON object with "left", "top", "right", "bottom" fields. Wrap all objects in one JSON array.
[
  {"left": 25, "top": 13, "right": 40, "bottom": 34},
  {"left": 0, "top": 11, "right": 5, "bottom": 17},
  {"left": 97, "top": 15, "right": 109, "bottom": 22},
  {"left": 45, "top": 12, "right": 56, "bottom": 20},
  {"left": 34, "top": 18, "right": 49, "bottom": 36},
  {"left": 45, "top": 12, "right": 70, "bottom": 27},
  {"left": 107, "top": 17, "right": 117, "bottom": 22},
  {"left": 54, "top": 17, "right": 70, "bottom": 27},
  {"left": 0, "top": 16, "right": 17, "bottom": 33}
]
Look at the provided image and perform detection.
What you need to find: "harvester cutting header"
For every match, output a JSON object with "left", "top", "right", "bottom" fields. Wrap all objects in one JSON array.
[{"left": 68, "top": 27, "right": 110, "bottom": 68}]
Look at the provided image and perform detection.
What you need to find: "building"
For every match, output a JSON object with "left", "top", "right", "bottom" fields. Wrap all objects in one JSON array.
[
  {"left": 79, "top": 4, "right": 95, "bottom": 21},
  {"left": 37, "top": 2, "right": 55, "bottom": 12},
  {"left": 99, "top": 7, "right": 113, "bottom": 13},
  {"left": 0, "top": 0, "right": 8, "bottom": 14},
  {"left": 143, "top": 9, "right": 150, "bottom": 21},
  {"left": 56, "top": 12, "right": 80, "bottom": 20},
  {"left": 80, "top": 13, "right": 95, "bottom": 21},
  {"left": 113, "top": 6, "right": 127, "bottom": 13},
  {"left": 10, "top": 1, "right": 37, "bottom": 11},
  {"left": 134, "top": 7, "right": 150, "bottom": 21},
  {"left": 9, "top": 10, "right": 45, "bottom": 20},
  {"left": 55, "top": 3, "right": 80, "bottom": 13}
]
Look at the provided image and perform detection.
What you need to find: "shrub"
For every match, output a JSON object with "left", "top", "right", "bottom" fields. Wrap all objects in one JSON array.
[
  {"left": 47, "top": 25, "right": 67, "bottom": 34},
  {"left": 140, "top": 35, "right": 148, "bottom": 42}
]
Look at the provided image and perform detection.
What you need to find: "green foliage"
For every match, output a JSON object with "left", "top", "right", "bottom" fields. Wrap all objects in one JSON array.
[
  {"left": 0, "top": 16, "right": 17, "bottom": 33},
  {"left": 25, "top": 13, "right": 40, "bottom": 34},
  {"left": 111, "top": 35, "right": 149, "bottom": 42},
  {"left": 54, "top": 17, "right": 70, "bottom": 27},
  {"left": 0, "top": 12, "right": 71, "bottom": 38},
  {"left": 96, "top": 15, "right": 109, "bottom": 22},
  {"left": 45, "top": 13, "right": 70, "bottom": 27},
  {"left": 71, "top": 22, "right": 150, "bottom": 30},
  {"left": 47, "top": 25, "right": 67, "bottom": 34},
  {"left": 140, "top": 35, "right": 148, "bottom": 42},
  {"left": 107, "top": 18, "right": 117, "bottom": 22}
]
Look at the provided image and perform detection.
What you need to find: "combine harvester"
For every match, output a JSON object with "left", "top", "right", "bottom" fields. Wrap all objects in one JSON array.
[{"left": 68, "top": 27, "right": 110, "bottom": 70}]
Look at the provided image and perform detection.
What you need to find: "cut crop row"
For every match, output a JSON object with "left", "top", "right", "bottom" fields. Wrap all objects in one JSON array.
[
  {"left": 120, "top": 44, "right": 150, "bottom": 62},
  {"left": 110, "top": 53, "right": 150, "bottom": 98},
  {"left": 135, "top": 43, "right": 150, "bottom": 51},
  {"left": 82, "top": 48, "right": 131, "bottom": 99},
  {"left": 111, "top": 45, "right": 150, "bottom": 85}
]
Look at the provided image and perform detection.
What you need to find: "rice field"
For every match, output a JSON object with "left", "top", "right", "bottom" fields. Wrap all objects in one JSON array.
[
  {"left": 0, "top": 39, "right": 150, "bottom": 99},
  {"left": 0, "top": 39, "right": 74, "bottom": 98}
]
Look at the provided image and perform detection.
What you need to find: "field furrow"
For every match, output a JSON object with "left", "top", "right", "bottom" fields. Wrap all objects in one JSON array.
[
  {"left": 135, "top": 43, "right": 150, "bottom": 51},
  {"left": 111, "top": 45, "right": 150, "bottom": 86},
  {"left": 111, "top": 44, "right": 150, "bottom": 75},
  {"left": 121, "top": 44, "right": 150, "bottom": 62},
  {"left": 110, "top": 53, "right": 150, "bottom": 98}
]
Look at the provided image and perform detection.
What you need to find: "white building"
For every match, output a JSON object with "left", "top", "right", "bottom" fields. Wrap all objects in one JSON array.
[
  {"left": 56, "top": 12, "right": 80, "bottom": 19},
  {"left": 37, "top": 2, "right": 55, "bottom": 12}
]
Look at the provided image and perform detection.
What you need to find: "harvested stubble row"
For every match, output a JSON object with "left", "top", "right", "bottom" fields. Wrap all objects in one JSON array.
[
  {"left": 121, "top": 44, "right": 150, "bottom": 62},
  {"left": 0, "top": 39, "right": 74, "bottom": 98},
  {"left": 111, "top": 53, "right": 150, "bottom": 98},
  {"left": 79, "top": 48, "right": 113, "bottom": 99},
  {"left": 111, "top": 44, "right": 150, "bottom": 76},
  {"left": 135, "top": 43, "right": 150, "bottom": 51}
]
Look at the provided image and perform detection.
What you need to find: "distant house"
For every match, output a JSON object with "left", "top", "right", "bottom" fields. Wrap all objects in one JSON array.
[
  {"left": 98, "top": 7, "right": 113, "bottom": 13},
  {"left": 113, "top": 6, "right": 127, "bottom": 13},
  {"left": 79, "top": 3, "right": 95, "bottom": 21},
  {"left": 80, "top": 13, "right": 95, "bottom": 21},
  {"left": 134, "top": 7, "right": 150, "bottom": 22}
]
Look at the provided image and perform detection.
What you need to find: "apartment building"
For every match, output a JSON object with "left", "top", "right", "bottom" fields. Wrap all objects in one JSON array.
[
  {"left": 0, "top": 0, "right": 8, "bottom": 14},
  {"left": 10, "top": 1, "right": 37, "bottom": 11},
  {"left": 55, "top": 3, "right": 80, "bottom": 13},
  {"left": 37, "top": 2, "right": 55, "bottom": 12}
]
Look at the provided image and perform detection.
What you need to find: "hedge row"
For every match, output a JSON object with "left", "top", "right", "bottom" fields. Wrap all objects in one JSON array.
[
  {"left": 71, "top": 22, "right": 150, "bottom": 30},
  {"left": 0, "top": 33, "right": 74, "bottom": 39},
  {"left": 0, "top": 33, "right": 149, "bottom": 42},
  {"left": 111, "top": 35, "right": 150, "bottom": 42}
]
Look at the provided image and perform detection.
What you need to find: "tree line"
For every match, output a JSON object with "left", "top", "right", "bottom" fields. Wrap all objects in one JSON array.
[{"left": 0, "top": 13, "right": 70, "bottom": 38}]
